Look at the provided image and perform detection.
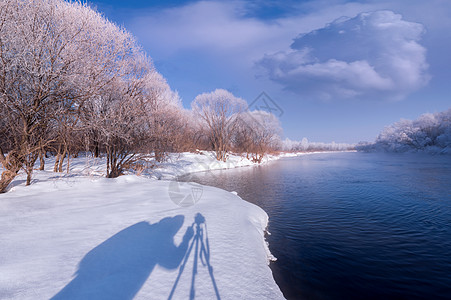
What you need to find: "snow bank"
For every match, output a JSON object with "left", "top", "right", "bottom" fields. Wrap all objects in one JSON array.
[
  {"left": 0, "top": 150, "right": 332, "bottom": 299},
  {"left": 0, "top": 150, "right": 345, "bottom": 182},
  {"left": 147, "top": 151, "right": 282, "bottom": 180},
  {"left": 0, "top": 166, "right": 285, "bottom": 299},
  {"left": 147, "top": 150, "right": 341, "bottom": 180}
]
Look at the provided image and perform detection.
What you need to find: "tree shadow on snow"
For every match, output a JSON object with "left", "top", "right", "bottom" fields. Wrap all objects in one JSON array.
[{"left": 52, "top": 215, "right": 194, "bottom": 300}]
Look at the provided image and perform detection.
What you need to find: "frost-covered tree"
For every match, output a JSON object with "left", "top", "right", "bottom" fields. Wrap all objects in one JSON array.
[
  {"left": 192, "top": 89, "right": 247, "bottom": 161},
  {"left": 235, "top": 111, "right": 281, "bottom": 162},
  {"left": 357, "top": 108, "right": 451, "bottom": 154},
  {"left": 0, "top": 0, "right": 291, "bottom": 191},
  {"left": 0, "top": 0, "right": 155, "bottom": 190},
  {"left": 281, "top": 138, "right": 354, "bottom": 152},
  {"left": 137, "top": 71, "right": 183, "bottom": 162}
]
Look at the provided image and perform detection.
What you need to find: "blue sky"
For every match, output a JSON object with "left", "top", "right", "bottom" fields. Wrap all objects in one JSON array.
[{"left": 87, "top": 0, "right": 451, "bottom": 143}]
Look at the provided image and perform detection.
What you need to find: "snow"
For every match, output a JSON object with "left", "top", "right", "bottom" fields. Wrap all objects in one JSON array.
[
  {"left": 357, "top": 108, "right": 451, "bottom": 154},
  {"left": 0, "top": 153, "right": 286, "bottom": 300},
  {"left": 148, "top": 151, "right": 283, "bottom": 180},
  {"left": 146, "top": 150, "right": 346, "bottom": 180}
]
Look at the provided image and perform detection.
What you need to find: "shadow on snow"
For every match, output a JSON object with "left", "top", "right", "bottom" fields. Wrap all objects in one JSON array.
[
  {"left": 51, "top": 213, "right": 220, "bottom": 300},
  {"left": 169, "top": 213, "right": 221, "bottom": 300}
]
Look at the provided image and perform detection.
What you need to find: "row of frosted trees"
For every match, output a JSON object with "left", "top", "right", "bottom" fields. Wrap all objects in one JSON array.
[
  {"left": 281, "top": 138, "right": 355, "bottom": 152},
  {"left": 0, "top": 0, "right": 281, "bottom": 192},
  {"left": 357, "top": 108, "right": 451, "bottom": 154}
]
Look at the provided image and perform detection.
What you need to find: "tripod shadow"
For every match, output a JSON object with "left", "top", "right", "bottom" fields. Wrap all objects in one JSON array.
[
  {"left": 52, "top": 215, "right": 193, "bottom": 300},
  {"left": 169, "top": 213, "right": 221, "bottom": 300}
]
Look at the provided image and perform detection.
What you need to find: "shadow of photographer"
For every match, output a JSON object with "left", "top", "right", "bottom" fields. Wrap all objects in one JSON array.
[
  {"left": 52, "top": 215, "right": 193, "bottom": 300},
  {"left": 169, "top": 213, "right": 221, "bottom": 300}
]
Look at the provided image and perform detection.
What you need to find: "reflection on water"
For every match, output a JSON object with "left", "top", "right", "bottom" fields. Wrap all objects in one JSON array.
[{"left": 179, "top": 152, "right": 451, "bottom": 300}]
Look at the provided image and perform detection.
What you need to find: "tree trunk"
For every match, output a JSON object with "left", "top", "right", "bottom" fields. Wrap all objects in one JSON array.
[
  {"left": 26, "top": 169, "right": 32, "bottom": 186},
  {"left": 0, "top": 150, "right": 23, "bottom": 193},
  {"left": 54, "top": 144, "right": 61, "bottom": 172},
  {"left": 106, "top": 148, "right": 123, "bottom": 178},
  {"left": 107, "top": 166, "right": 122, "bottom": 178},
  {"left": 106, "top": 149, "right": 110, "bottom": 177},
  {"left": 24, "top": 152, "right": 38, "bottom": 186},
  {"left": 0, "top": 169, "right": 19, "bottom": 193},
  {"left": 94, "top": 141, "right": 100, "bottom": 158},
  {"left": 58, "top": 147, "right": 66, "bottom": 172},
  {"left": 66, "top": 152, "right": 71, "bottom": 173},
  {"left": 39, "top": 149, "right": 45, "bottom": 170}
]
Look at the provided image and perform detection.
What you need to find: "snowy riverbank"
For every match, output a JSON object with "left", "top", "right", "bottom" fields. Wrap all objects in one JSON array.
[
  {"left": 0, "top": 152, "right": 287, "bottom": 299},
  {"left": 148, "top": 151, "right": 285, "bottom": 179},
  {"left": 148, "top": 150, "right": 346, "bottom": 180}
]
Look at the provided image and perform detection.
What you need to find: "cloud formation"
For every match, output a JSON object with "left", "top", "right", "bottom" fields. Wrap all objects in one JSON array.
[
  {"left": 127, "top": 1, "right": 381, "bottom": 61},
  {"left": 258, "top": 10, "right": 430, "bottom": 101}
]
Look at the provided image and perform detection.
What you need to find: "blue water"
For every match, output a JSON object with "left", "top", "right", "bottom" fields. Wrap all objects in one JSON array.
[{"left": 180, "top": 152, "right": 451, "bottom": 300}]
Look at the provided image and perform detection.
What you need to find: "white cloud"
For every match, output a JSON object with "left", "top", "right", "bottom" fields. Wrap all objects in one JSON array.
[
  {"left": 127, "top": 1, "right": 380, "bottom": 63},
  {"left": 120, "top": 1, "right": 447, "bottom": 103},
  {"left": 258, "top": 10, "right": 430, "bottom": 101},
  {"left": 128, "top": 1, "right": 282, "bottom": 58}
]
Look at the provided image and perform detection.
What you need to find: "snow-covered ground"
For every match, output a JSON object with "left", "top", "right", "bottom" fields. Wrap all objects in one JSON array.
[
  {"left": 0, "top": 152, "right": 287, "bottom": 299},
  {"left": 147, "top": 150, "right": 346, "bottom": 180},
  {"left": 149, "top": 151, "right": 284, "bottom": 180}
]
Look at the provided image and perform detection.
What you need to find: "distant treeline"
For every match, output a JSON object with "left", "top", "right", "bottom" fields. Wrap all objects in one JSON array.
[
  {"left": 357, "top": 108, "right": 451, "bottom": 154},
  {"left": 282, "top": 138, "right": 355, "bottom": 152}
]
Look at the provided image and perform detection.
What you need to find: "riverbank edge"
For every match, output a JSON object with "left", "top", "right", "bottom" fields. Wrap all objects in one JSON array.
[{"left": 0, "top": 150, "right": 352, "bottom": 299}]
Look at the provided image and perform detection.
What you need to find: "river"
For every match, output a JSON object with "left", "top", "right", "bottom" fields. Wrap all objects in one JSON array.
[{"left": 179, "top": 152, "right": 451, "bottom": 299}]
